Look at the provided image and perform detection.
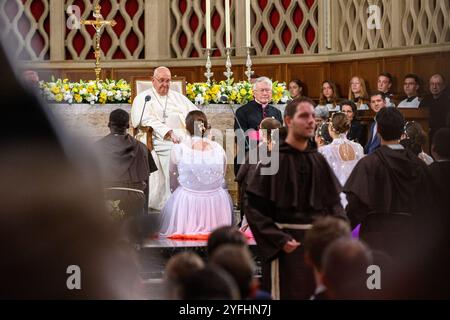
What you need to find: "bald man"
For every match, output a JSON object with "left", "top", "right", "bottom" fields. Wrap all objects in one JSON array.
[
  {"left": 131, "top": 67, "right": 198, "bottom": 210},
  {"left": 419, "top": 74, "right": 450, "bottom": 148}
]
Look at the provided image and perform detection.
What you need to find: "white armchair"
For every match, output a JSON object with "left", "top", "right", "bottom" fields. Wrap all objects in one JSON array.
[{"left": 130, "top": 76, "right": 187, "bottom": 151}]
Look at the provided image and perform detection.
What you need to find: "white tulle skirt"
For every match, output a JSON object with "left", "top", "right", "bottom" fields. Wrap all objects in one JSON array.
[{"left": 159, "top": 186, "right": 233, "bottom": 240}]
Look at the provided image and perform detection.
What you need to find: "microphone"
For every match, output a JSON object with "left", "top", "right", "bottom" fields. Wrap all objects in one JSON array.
[
  {"left": 221, "top": 95, "right": 249, "bottom": 150},
  {"left": 137, "top": 95, "right": 151, "bottom": 130}
]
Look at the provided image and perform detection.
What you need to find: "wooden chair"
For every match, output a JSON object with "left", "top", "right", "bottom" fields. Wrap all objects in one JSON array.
[{"left": 130, "top": 76, "right": 187, "bottom": 151}]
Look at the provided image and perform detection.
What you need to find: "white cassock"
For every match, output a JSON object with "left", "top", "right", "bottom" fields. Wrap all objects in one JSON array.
[{"left": 131, "top": 89, "right": 198, "bottom": 210}]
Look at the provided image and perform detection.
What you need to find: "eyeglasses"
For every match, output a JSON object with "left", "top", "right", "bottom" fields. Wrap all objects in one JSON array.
[
  {"left": 154, "top": 77, "right": 171, "bottom": 84},
  {"left": 255, "top": 88, "right": 272, "bottom": 93}
]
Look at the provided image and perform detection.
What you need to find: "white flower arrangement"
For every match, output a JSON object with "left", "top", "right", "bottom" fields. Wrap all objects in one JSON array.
[{"left": 39, "top": 77, "right": 132, "bottom": 104}]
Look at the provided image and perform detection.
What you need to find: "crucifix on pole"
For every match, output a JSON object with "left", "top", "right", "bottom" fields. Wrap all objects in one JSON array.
[{"left": 80, "top": 2, "right": 116, "bottom": 82}]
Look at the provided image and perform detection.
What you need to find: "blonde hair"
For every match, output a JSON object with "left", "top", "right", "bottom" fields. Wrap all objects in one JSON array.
[{"left": 348, "top": 76, "right": 369, "bottom": 107}]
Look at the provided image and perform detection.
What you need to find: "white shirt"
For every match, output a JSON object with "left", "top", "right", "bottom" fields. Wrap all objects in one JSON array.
[
  {"left": 398, "top": 97, "right": 420, "bottom": 108},
  {"left": 357, "top": 103, "right": 369, "bottom": 110},
  {"left": 318, "top": 103, "right": 340, "bottom": 112}
]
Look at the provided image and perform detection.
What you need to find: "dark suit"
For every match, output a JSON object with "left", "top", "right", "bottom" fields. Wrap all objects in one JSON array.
[
  {"left": 347, "top": 121, "right": 367, "bottom": 146},
  {"left": 234, "top": 100, "right": 283, "bottom": 175},
  {"left": 234, "top": 100, "right": 283, "bottom": 134},
  {"left": 419, "top": 91, "right": 450, "bottom": 146},
  {"left": 364, "top": 121, "right": 380, "bottom": 154}
]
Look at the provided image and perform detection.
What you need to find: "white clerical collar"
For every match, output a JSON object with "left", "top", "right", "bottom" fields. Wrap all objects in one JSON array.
[{"left": 255, "top": 99, "right": 268, "bottom": 108}]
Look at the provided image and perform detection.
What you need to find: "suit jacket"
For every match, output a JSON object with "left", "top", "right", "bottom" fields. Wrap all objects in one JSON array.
[
  {"left": 364, "top": 121, "right": 380, "bottom": 154},
  {"left": 234, "top": 100, "right": 283, "bottom": 140},
  {"left": 347, "top": 120, "right": 367, "bottom": 145}
]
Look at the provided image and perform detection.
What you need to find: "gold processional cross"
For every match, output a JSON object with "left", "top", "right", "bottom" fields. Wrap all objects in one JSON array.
[{"left": 80, "top": 3, "right": 116, "bottom": 82}]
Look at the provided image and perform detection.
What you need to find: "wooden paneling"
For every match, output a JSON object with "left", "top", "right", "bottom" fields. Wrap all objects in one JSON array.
[
  {"left": 412, "top": 52, "right": 450, "bottom": 95},
  {"left": 35, "top": 69, "right": 61, "bottom": 82},
  {"left": 202, "top": 65, "right": 243, "bottom": 83},
  {"left": 251, "top": 64, "right": 283, "bottom": 83},
  {"left": 169, "top": 67, "right": 200, "bottom": 84},
  {"left": 61, "top": 69, "right": 110, "bottom": 82},
  {"left": 286, "top": 63, "right": 327, "bottom": 99},
  {"left": 383, "top": 56, "right": 412, "bottom": 94},
  {"left": 330, "top": 62, "right": 354, "bottom": 99},
  {"left": 112, "top": 68, "right": 152, "bottom": 84},
  {"left": 35, "top": 52, "right": 450, "bottom": 102},
  {"left": 354, "top": 59, "right": 382, "bottom": 95}
]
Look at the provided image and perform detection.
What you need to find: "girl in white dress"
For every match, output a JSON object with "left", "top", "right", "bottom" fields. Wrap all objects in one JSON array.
[
  {"left": 160, "top": 111, "right": 233, "bottom": 240},
  {"left": 319, "top": 112, "right": 365, "bottom": 208}
]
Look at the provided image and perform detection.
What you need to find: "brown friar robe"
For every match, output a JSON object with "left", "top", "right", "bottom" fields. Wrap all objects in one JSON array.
[
  {"left": 96, "top": 133, "right": 157, "bottom": 216},
  {"left": 344, "top": 145, "right": 432, "bottom": 260},
  {"left": 245, "top": 141, "right": 347, "bottom": 300}
]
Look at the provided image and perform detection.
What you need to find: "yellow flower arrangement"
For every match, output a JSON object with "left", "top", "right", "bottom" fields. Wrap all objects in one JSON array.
[
  {"left": 186, "top": 80, "right": 289, "bottom": 105},
  {"left": 40, "top": 77, "right": 131, "bottom": 105}
]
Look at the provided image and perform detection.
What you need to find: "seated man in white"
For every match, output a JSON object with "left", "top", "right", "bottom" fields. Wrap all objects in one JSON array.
[
  {"left": 398, "top": 74, "right": 421, "bottom": 108},
  {"left": 159, "top": 111, "right": 233, "bottom": 240},
  {"left": 131, "top": 66, "right": 198, "bottom": 210}
]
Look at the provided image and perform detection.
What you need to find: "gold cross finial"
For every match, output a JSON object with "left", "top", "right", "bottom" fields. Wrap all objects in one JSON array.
[{"left": 80, "top": 3, "right": 116, "bottom": 82}]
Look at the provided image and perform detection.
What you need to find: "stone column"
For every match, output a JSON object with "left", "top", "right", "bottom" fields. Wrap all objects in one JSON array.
[
  {"left": 49, "top": 0, "right": 65, "bottom": 61},
  {"left": 145, "top": 0, "right": 171, "bottom": 60},
  {"left": 234, "top": 0, "right": 246, "bottom": 57},
  {"left": 391, "top": 0, "right": 404, "bottom": 48}
]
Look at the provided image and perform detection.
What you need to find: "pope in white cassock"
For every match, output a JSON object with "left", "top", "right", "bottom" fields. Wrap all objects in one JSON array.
[{"left": 131, "top": 67, "right": 198, "bottom": 210}]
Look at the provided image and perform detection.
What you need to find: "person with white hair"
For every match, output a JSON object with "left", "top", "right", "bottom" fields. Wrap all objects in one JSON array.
[
  {"left": 233, "top": 76, "right": 283, "bottom": 175},
  {"left": 131, "top": 66, "right": 198, "bottom": 210}
]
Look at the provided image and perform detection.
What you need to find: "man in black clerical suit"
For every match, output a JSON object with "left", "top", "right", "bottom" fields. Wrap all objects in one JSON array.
[
  {"left": 234, "top": 76, "right": 283, "bottom": 175},
  {"left": 419, "top": 74, "right": 450, "bottom": 148}
]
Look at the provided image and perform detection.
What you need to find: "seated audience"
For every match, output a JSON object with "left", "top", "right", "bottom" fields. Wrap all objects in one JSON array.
[
  {"left": 341, "top": 99, "right": 367, "bottom": 145},
  {"left": 348, "top": 76, "right": 369, "bottom": 110},
  {"left": 178, "top": 266, "right": 240, "bottom": 300},
  {"left": 314, "top": 105, "right": 329, "bottom": 129},
  {"left": 419, "top": 74, "right": 450, "bottom": 146},
  {"left": 304, "top": 217, "right": 352, "bottom": 300},
  {"left": 377, "top": 72, "right": 396, "bottom": 107},
  {"left": 364, "top": 93, "right": 387, "bottom": 154},
  {"left": 318, "top": 80, "right": 341, "bottom": 112},
  {"left": 210, "top": 245, "right": 262, "bottom": 300},
  {"left": 207, "top": 226, "right": 247, "bottom": 257},
  {"left": 288, "top": 79, "right": 304, "bottom": 100},
  {"left": 322, "top": 238, "right": 373, "bottom": 299},
  {"left": 398, "top": 74, "right": 421, "bottom": 108},
  {"left": 164, "top": 251, "right": 205, "bottom": 299}
]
